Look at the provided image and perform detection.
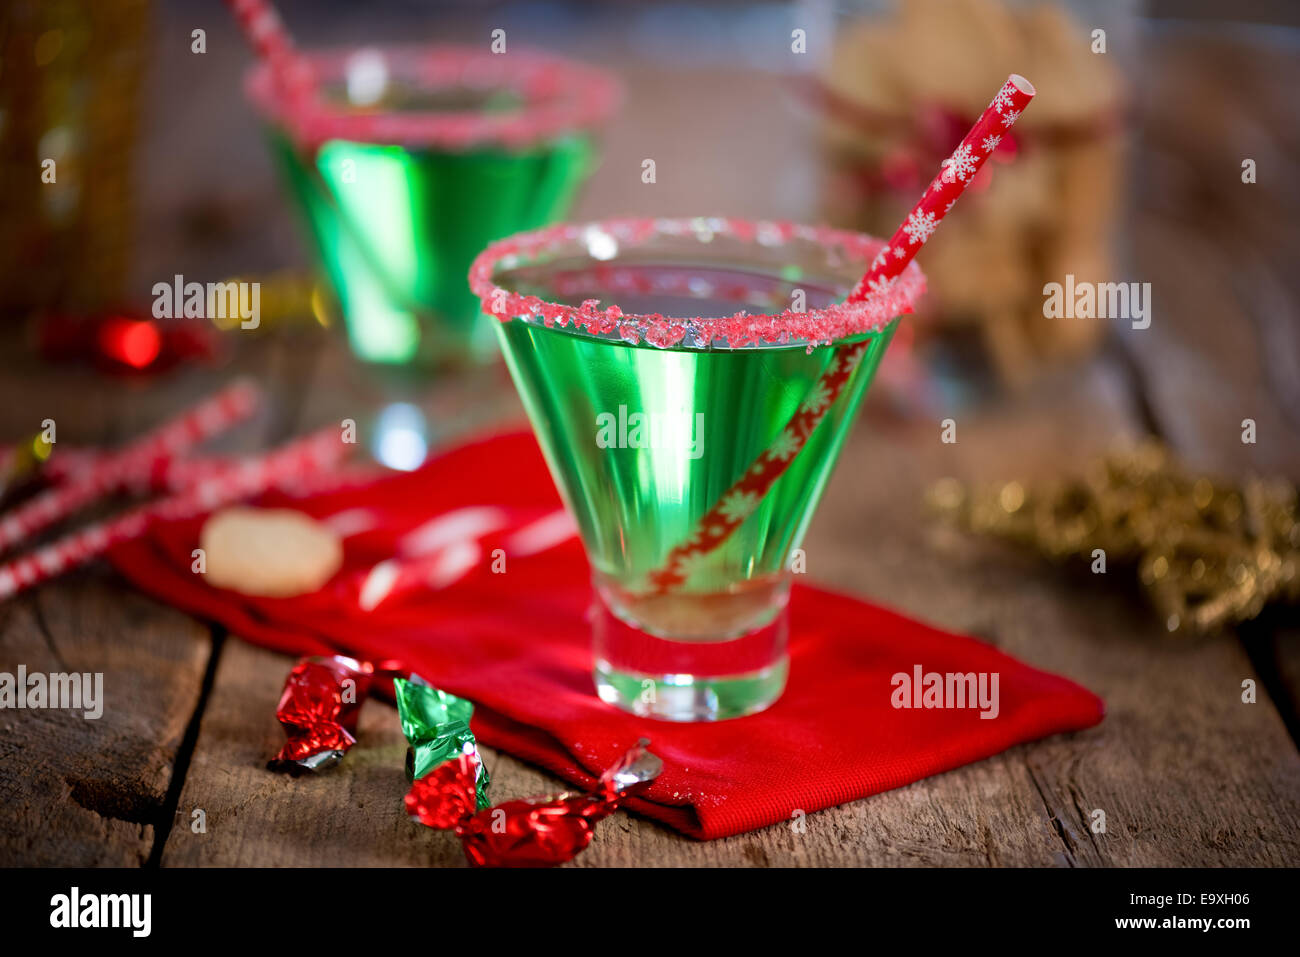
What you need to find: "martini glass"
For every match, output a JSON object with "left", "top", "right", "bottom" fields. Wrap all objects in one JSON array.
[
  {"left": 471, "top": 217, "right": 924, "bottom": 720},
  {"left": 247, "top": 45, "right": 619, "bottom": 369}
]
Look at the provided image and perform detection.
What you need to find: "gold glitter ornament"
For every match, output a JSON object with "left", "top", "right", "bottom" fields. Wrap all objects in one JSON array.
[{"left": 930, "top": 441, "right": 1300, "bottom": 634}]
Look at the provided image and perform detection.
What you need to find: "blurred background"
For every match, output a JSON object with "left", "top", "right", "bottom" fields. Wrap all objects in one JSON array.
[{"left": 1, "top": 0, "right": 1297, "bottom": 477}]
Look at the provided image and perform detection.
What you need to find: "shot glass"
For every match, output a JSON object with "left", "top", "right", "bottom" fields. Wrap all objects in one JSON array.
[
  {"left": 247, "top": 45, "right": 619, "bottom": 368},
  {"left": 471, "top": 217, "right": 924, "bottom": 719}
]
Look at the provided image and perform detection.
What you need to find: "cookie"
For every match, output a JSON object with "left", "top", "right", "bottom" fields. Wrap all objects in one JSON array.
[{"left": 200, "top": 506, "right": 343, "bottom": 598}]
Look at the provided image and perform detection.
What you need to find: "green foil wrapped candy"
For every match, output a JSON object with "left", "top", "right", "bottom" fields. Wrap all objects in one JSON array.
[{"left": 393, "top": 676, "right": 490, "bottom": 808}]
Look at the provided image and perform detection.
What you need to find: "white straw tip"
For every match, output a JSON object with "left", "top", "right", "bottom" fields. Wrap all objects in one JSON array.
[{"left": 1009, "top": 74, "right": 1036, "bottom": 96}]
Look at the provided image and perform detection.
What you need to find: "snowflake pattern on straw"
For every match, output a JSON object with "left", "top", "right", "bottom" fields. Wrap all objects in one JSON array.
[
  {"left": 989, "top": 81, "right": 1017, "bottom": 114},
  {"left": 946, "top": 143, "right": 977, "bottom": 183},
  {"left": 982, "top": 134, "right": 1002, "bottom": 153},
  {"left": 864, "top": 274, "right": 898, "bottom": 297},
  {"left": 769, "top": 428, "right": 802, "bottom": 462},
  {"left": 800, "top": 380, "right": 834, "bottom": 415},
  {"left": 1002, "top": 109, "right": 1021, "bottom": 128},
  {"left": 941, "top": 144, "right": 978, "bottom": 183},
  {"left": 903, "top": 209, "right": 938, "bottom": 245},
  {"left": 718, "top": 490, "right": 761, "bottom": 523},
  {"left": 673, "top": 548, "right": 722, "bottom": 583}
]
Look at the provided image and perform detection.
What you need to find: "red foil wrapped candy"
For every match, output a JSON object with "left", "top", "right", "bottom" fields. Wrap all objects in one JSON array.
[
  {"left": 268, "top": 655, "right": 374, "bottom": 772},
  {"left": 406, "top": 738, "right": 663, "bottom": 867}
]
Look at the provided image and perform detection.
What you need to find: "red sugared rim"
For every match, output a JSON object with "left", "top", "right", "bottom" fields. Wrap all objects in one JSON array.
[
  {"left": 469, "top": 217, "right": 926, "bottom": 349},
  {"left": 245, "top": 45, "right": 621, "bottom": 151}
]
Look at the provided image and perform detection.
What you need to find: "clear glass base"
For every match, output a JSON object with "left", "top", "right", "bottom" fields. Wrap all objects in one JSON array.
[
  {"left": 591, "top": 597, "right": 788, "bottom": 721},
  {"left": 594, "top": 658, "right": 788, "bottom": 721}
]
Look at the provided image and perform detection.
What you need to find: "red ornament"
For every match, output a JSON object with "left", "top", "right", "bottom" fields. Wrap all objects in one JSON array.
[
  {"left": 268, "top": 655, "right": 374, "bottom": 772},
  {"left": 406, "top": 739, "right": 663, "bottom": 867},
  {"left": 38, "top": 311, "right": 220, "bottom": 375}
]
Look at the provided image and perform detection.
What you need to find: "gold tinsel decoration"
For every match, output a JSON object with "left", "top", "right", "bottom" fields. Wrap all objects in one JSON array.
[
  {"left": 0, "top": 0, "right": 151, "bottom": 316},
  {"left": 928, "top": 441, "right": 1300, "bottom": 634}
]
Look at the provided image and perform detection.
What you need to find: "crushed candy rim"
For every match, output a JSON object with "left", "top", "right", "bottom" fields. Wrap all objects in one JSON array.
[
  {"left": 469, "top": 216, "right": 926, "bottom": 349},
  {"left": 246, "top": 44, "right": 622, "bottom": 151}
]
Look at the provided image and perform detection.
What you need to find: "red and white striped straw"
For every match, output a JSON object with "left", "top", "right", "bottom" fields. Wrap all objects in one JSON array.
[
  {"left": 0, "top": 380, "right": 261, "bottom": 554},
  {"left": 223, "top": 0, "right": 315, "bottom": 107},
  {"left": 40, "top": 449, "right": 102, "bottom": 483},
  {"left": 0, "top": 425, "right": 349, "bottom": 601},
  {"left": 46, "top": 448, "right": 385, "bottom": 501},
  {"left": 225, "top": 0, "right": 297, "bottom": 68},
  {"left": 648, "top": 75, "right": 1036, "bottom": 592}
]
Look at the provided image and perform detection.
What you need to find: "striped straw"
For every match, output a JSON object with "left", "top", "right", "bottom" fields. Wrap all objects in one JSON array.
[
  {"left": 225, "top": 0, "right": 297, "bottom": 67},
  {"left": 223, "top": 0, "right": 315, "bottom": 107},
  {"left": 0, "top": 380, "right": 261, "bottom": 555},
  {"left": 0, "top": 426, "right": 349, "bottom": 601},
  {"left": 648, "top": 75, "right": 1036, "bottom": 592}
]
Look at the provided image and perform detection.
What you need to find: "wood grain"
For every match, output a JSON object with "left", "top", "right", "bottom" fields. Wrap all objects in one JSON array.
[
  {"left": 1120, "top": 34, "right": 1300, "bottom": 739},
  {"left": 0, "top": 579, "right": 211, "bottom": 866},
  {"left": 0, "top": 331, "right": 328, "bottom": 867}
]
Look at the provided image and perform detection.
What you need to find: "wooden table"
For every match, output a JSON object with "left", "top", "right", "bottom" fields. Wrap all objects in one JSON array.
[{"left": 1, "top": 15, "right": 1297, "bottom": 867}]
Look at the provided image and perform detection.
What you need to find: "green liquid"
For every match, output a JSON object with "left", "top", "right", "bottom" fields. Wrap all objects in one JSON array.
[
  {"left": 269, "top": 132, "right": 595, "bottom": 366},
  {"left": 495, "top": 308, "right": 895, "bottom": 638}
]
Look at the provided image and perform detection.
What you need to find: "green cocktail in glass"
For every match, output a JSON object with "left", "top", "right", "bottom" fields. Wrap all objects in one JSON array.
[
  {"left": 246, "top": 46, "right": 619, "bottom": 368},
  {"left": 471, "top": 217, "right": 924, "bottom": 720}
]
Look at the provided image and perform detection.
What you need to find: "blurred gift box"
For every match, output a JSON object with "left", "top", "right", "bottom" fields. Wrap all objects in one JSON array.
[{"left": 813, "top": 0, "right": 1137, "bottom": 388}]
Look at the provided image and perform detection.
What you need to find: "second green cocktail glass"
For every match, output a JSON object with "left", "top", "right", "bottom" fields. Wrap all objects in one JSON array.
[
  {"left": 247, "top": 45, "right": 619, "bottom": 368},
  {"left": 471, "top": 217, "right": 925, "bottom": 720}
]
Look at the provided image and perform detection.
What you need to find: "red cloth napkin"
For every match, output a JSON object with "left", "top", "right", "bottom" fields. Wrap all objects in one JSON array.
[{"left": 109, "top": 430, "right": 1103, "bottom": 840}]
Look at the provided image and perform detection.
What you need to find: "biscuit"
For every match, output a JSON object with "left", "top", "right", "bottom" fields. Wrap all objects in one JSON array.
[{"left": 200, "top": 506, "right": 343, "bottom": 598}]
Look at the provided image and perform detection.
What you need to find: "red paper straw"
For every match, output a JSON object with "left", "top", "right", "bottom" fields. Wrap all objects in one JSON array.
[
  {"left": 0, "top": 380, "right": 260, "bottom": 555},
  {"left": 849, "top": 74, "right": 1036, "bottom": 300},
  {"left": 223, "top": 0, "right": 315, "bottom": 108},
  {"left": 0, "top": 426, "right": 348, "bottom": 601},
  {"left": 46, "top": 450, "right": 383, "bottom": 502},
  {"left": 648, "top": 75, "right": 1036, "bottom": 592},
  {"left": 41, "top": 450, "right": 94, "bottom": 482},
  {"left": 225, "top": 0, "right": 298, "bottom": 69}
]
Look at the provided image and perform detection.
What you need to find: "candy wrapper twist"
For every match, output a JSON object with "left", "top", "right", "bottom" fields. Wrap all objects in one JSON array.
[
  {"left": 267, "top": 656, "right": 374, "bottom": 772},
  {"left": 405, "top": 739, "right": 662, "bottom": 867},
  {"left": 267, "top": 654, "right": 660, "bottom": 866}
]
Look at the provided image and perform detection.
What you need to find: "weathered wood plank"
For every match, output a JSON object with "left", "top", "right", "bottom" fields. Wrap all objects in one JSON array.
[
  {"left": 0, "top": 325, "right": 324, "bottom": 866},
  {"left": 1121, "top": 33, "right": 1300, "bottom": 739},
  {"left": 0, "top": 578, "right": 211, "bottom": 866},
  {"left": 160, "top": 640, "right": 462, "bottom": 867},
  {"left": 1124, "top": 33, "right": 1300, "bottom": 480},
  {"left": 0, "top": 329, "right": 218, "bottom": 867}
]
